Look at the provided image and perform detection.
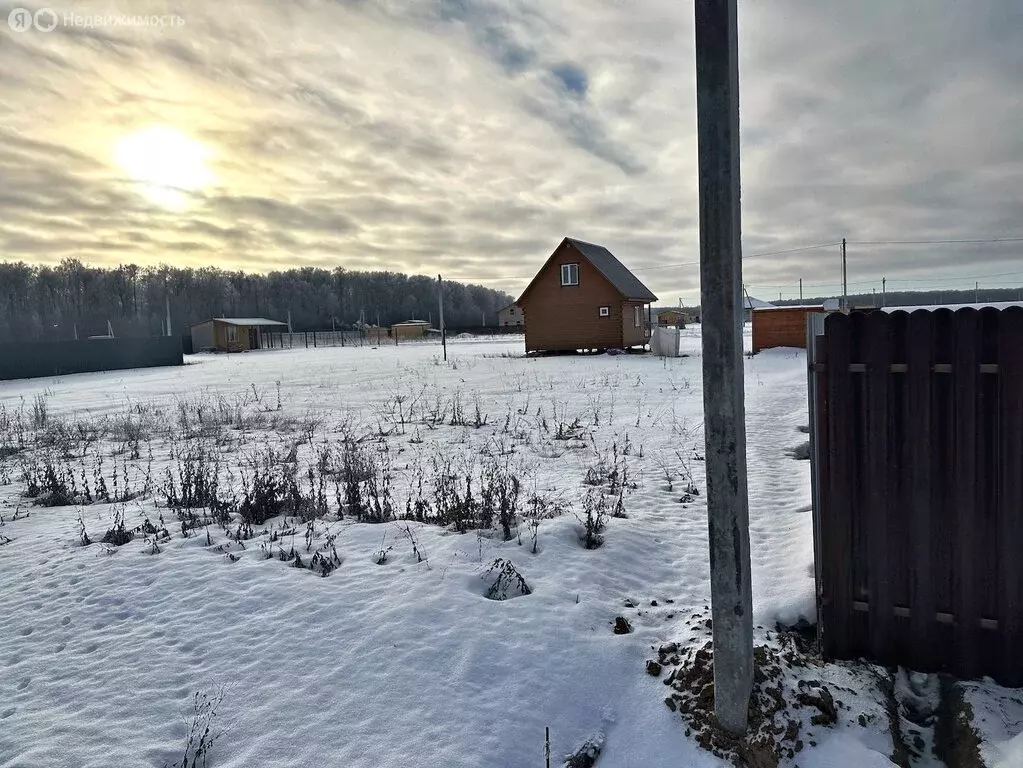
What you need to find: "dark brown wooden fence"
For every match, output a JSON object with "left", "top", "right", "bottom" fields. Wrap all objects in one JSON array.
[{"left": 811, "top": 307, "right": 1023, "bottom": 686}]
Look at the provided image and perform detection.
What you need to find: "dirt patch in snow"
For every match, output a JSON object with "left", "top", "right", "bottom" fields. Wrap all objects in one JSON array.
[{"left": 654, "top": 613, "right": 893, "bottom": 767}]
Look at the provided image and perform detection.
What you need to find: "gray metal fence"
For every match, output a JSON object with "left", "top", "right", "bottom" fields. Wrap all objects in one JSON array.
[{"left": 0, "top": 337, "right": 184, "bottom": 381}]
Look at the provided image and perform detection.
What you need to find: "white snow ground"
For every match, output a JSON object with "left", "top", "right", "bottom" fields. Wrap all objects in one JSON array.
[{"left": 0, "top": 330, "right": 1016, "bottom": 767}]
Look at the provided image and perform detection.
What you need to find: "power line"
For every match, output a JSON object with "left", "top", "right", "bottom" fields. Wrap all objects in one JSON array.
[
  {"left": 448, "top": 241, "right": 841, "bottom": 281},
  {"left": 849, "top": 237, "right": 1023, "bottom": 246},
  {"left": 449, "top": 236, "right": 1023, "bottom": 285}
]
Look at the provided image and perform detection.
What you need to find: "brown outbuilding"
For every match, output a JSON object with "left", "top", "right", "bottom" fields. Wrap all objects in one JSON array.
[
  {"left": 190, "top": 317, "right": 287, "bottom": 352},
  {"left": 516, "top": 237, "right": 657, "bottom": 354},
  {"left": 751, "top": 305, "right": 826, "bottom": 353}
]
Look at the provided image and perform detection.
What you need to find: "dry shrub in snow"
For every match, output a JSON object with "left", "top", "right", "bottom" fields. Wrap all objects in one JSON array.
[
  {"left": 578, "top": 489, "right": 609, "bottom": 549},
  {"left": 481, "top": 557, "right": 531, "bottom": 600},
  {"left": 403, "top": 457, "right": 523, "bottom": 535},
  {"left": 165, "top": 688, "right": 226, "bottom": 768}
]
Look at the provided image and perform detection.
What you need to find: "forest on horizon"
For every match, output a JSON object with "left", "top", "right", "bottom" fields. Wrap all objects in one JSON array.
[{"left": 0, "top": 259, "right": 514, "bottom": 343}]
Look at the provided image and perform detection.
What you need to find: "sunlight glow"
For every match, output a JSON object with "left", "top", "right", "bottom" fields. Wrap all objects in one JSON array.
[{"left": 114, "top": 126, "right": 214, "bottom": 208}]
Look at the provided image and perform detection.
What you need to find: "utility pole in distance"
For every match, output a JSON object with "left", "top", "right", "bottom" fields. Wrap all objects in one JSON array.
[
  {"left": 799, "top": 278, "right": 803, "bottom": 302},
  {"left": 438, "top": 274, "right": 447, "bottom": 362},
  {"left": 882, "top": 277, "right": 886, "bottom": 308},
  {"left": 694, "top": 0, "right": 753, "bottom": 735},
  {"left": 841, "top": 238, "right": 848, "bottom": 312}
]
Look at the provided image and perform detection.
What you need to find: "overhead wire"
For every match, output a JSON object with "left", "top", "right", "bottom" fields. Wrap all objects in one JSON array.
[{"left": 447, "top": 236, "right": 1023, "bottom": 291}]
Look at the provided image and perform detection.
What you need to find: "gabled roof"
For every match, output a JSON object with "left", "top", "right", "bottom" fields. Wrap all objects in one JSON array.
[
  {"left": 743, "top": 297, "right": 775, "bottom": 310},
  {"left": 517, "top": 237, "right": 658, "bottom": 304},
  {"left": 198, "top": 317, "right": 287, "bottom": 327},
  {"left": 566, "top": 238, "right": 657, "bottom": 302}
]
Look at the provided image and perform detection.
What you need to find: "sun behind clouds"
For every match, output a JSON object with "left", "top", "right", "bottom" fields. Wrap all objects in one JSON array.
[{"left": 114, "top": 125, "right": 214, "bottom": 209}]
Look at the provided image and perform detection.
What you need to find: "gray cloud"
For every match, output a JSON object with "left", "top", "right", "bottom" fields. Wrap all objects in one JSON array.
[{"left": 0, "top": 0, "right": 1020, "bottom": 301}]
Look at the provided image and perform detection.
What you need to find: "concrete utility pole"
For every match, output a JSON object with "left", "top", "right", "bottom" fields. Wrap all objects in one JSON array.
[
  {"left": 165, "top": 295, "right": 172, "bottom": 337},
  {"left": 975, "top": 281, "right": 980, "bottom": 303},
  {"left": 882, "top": 278, "right": 886, "bottom": 308},
  {"left": 841, "top": 238, "right": 848, "bottom": 311},
  {"left": 287, "top": 310, "right": 293, "bottom": 334},
  {"left": 437, "top": 274, "right": 447, "bottom": 362},
  {"left": 695, "top": 0, "right": 753, "bottom": 735},
  {"left": 799, "top": 278, "right": 803, "bottom": 302}
]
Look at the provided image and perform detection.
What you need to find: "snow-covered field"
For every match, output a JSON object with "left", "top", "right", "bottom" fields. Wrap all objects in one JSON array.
[{"left": 0, "top": 331, "right": 1019, "bottom": 767}]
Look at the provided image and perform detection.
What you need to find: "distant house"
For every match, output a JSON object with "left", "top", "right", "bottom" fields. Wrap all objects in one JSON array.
[
  {"left": 390, "top": 320, "right": 430, "bottom": 340},
  {"left": 516, "top": 237, "right": 658, "bottom": 354},
  {"left": 656, "top": 309, "right": 687, "bottom": 327},
  {"left": 498, "top": 303, "right": 523, "bottom": 327},
  {"left": 190, "top": 317, "right": 287, "bottom": 352}
]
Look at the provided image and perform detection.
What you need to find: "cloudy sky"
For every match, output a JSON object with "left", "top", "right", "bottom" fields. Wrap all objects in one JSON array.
[{"left": 1, "top": 0, "right": 1021, "bottom": 302}]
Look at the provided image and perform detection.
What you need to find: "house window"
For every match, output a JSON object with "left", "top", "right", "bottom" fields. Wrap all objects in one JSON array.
[
  {"left": 634, "top": 306, "right": 642, "bottom": 327},
  {"left": 226, "top": 325, "right": 238, "bottom": 342},
  {"left": 561, "top": 263, "right": 579, "bottom": 286},
  {"left": 599, "top": 306, "right": 610, "bottom": 317}
]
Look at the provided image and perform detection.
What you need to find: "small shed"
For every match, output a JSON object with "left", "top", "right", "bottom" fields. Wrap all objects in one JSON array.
[
  {"left": 751, "top": 305, "right": 826, "bottom": 353},
  {"left": 498, "top": 303, "right": 523, "bottom": 327},
  {"left": 190, "top": 317, "right": 287, "bottom": 352},
  {"left": 656, "top": 309, "right": 687, "bottom": 327},
  {"left": 390, "top": 320, "right": 430, "bottom": 340}
]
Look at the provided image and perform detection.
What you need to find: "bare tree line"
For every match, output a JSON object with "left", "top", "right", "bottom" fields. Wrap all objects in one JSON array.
[{"left": 0, "top": 259, "right": 513, "bottom": 342}]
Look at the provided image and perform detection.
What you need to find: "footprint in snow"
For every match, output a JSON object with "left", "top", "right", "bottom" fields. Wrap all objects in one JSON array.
[
  {"left": 61, "top": 616, "right": 71, "bottom": 626},
  {"left": 19, "top": 627, "right": 32, "bottom": 636},
  {"left": 17, "top": 678, "right": 30, "bottom": 690},
  {"left": 0, "top": 708, "right": 15, "bottom": 719}
]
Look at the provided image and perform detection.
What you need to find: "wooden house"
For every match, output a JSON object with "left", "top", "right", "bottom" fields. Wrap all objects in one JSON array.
[
  {"left": 498, "top": 303, "right": 523, "bottom": 327},
  {"left": 516, "top": 238, "right": 657, "bottom": 354}
]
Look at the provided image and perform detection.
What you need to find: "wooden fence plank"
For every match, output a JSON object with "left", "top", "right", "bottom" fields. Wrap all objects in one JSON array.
[
  {"left": 997, "top": 308, "right": 1023, "bottom": 686},
  {"left": 865, "top": 311, "right": 894, "bottom": 663},
  {"left": 848, "top": 313, "right": 872, "bottom": 654},
  {"left": 953, "top": 309, "right": 981, "bottom": 679},
  {"left": 887, "top": 311, "right": 911, "bottom": 666},
  {"left": 977, "top": 308, "right": 1002, "bottom": 668},
  {"left": 823, "top": 312, "right": 855, "bottom": 659},
  {"left": 907, "top": 310, "right": 935, "bottom": 671},
  {"left": 813, "top": 334, "right": 831, "bottom": 652}
]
